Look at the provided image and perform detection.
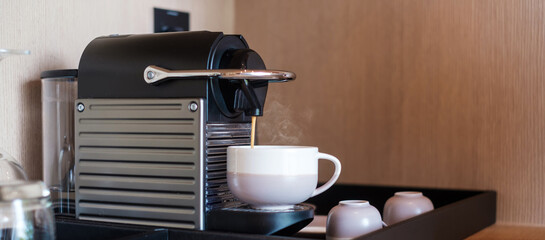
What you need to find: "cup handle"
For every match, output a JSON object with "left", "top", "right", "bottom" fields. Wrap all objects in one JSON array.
[{"left": 311, "top": 152, "right": 342, "bottom": 197}]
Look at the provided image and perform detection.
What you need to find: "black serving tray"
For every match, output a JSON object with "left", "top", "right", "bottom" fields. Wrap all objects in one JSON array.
[{"left": 56, "top": 184, "right": 496, "bottom": 240}]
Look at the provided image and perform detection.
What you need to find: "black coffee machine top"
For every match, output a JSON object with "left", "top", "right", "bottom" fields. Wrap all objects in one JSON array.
[
  {"left": 78, "top": 31, "right": 294, "bottom": 121},
  {"left": 74, "top": 31, "right": 309, "bottom": 236}
]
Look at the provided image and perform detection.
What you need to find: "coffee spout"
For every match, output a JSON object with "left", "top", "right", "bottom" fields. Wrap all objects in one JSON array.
[{"left": 237, "top": 79, "right": 263, "bottom": 116}]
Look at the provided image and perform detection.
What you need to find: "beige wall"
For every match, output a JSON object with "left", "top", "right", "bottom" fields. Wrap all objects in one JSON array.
[
  {"left": 235, "top": 0, "right": 545, "bottom": 225},
  {"left": 0, "top": 0, "right": 234, "bottom": 179}
]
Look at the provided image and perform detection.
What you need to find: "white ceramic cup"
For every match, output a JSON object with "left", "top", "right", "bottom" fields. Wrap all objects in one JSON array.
[
  {"left": 326, "top": 200, "right": 383, "bottom": 240},
  {"left": 227, "top": 145, "right": 342, "bottom": 210},
  {"left": 383, "top": 191, "right": 434, "bottom": 225}
]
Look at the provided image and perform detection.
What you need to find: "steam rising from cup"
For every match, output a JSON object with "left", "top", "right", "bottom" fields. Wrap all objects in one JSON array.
[{"left": 260, "top": 101, "right": 313, "bottom": 145}]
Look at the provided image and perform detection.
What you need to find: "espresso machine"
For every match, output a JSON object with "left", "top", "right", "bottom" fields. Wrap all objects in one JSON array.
[{"left": 74, "top": 31, "right": 313, "bottom": 235}]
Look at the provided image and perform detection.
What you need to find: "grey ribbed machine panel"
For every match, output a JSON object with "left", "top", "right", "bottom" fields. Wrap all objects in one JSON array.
[
  {"left": 204, "top": 123, "right": 251, "bottom": 211},
  {"left": 75, "top": 99, "right": 204, "bottom": 229}
]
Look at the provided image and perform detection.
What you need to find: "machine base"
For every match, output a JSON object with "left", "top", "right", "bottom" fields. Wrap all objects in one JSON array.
[{"left": 206, "top": 203, "right": 315, "bottom": 235}]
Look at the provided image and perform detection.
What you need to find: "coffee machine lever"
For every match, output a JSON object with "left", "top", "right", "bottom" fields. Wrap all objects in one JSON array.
[{"left": 142, "top": 65, "right": 295, "bottom": 116}]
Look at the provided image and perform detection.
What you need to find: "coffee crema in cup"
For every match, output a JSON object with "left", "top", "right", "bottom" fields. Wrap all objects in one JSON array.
[{"left": 227, "top": 145, "right": 341, "bottom": 210}]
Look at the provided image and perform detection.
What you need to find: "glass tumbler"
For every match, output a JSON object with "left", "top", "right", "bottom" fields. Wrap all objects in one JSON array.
[
  {"left": 1, "top": 49, "right": 31, "bottom": 182},
  {"left": 0, "top": 181, "right": 55, "bottom": 240},
  {"left": 41, "top": 70, "right": 77, "bottom": 215}
]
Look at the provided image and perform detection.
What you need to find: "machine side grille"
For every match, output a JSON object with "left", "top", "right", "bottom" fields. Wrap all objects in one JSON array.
[
  {"left": 75, "top": 99, "right": 202, "bottom": 229},
  {"left": 205, "top": 123, "right": 251, "bottom": 211}
]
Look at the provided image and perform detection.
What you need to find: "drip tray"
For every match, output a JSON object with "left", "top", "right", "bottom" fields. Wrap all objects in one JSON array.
[
  {"left": 206, "top": 203, "right": 315, "bottom": 235},
  {"left": 57, "top": 184, "right": 495, "bottom": 240}
]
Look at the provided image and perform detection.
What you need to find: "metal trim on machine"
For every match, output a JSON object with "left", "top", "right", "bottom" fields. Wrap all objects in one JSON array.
[{"left": 143, "top": 65, "right": 296, "bottom": 85}]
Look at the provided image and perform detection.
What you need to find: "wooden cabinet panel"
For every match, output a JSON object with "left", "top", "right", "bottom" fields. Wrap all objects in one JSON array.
[{"left": 235, "top": 0, "right": 545, "bottom": 225}]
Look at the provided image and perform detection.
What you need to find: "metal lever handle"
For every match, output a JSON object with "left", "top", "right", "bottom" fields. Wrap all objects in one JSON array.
[{"left": 144, "top": 65, "right": 296, "bottom": 85}]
